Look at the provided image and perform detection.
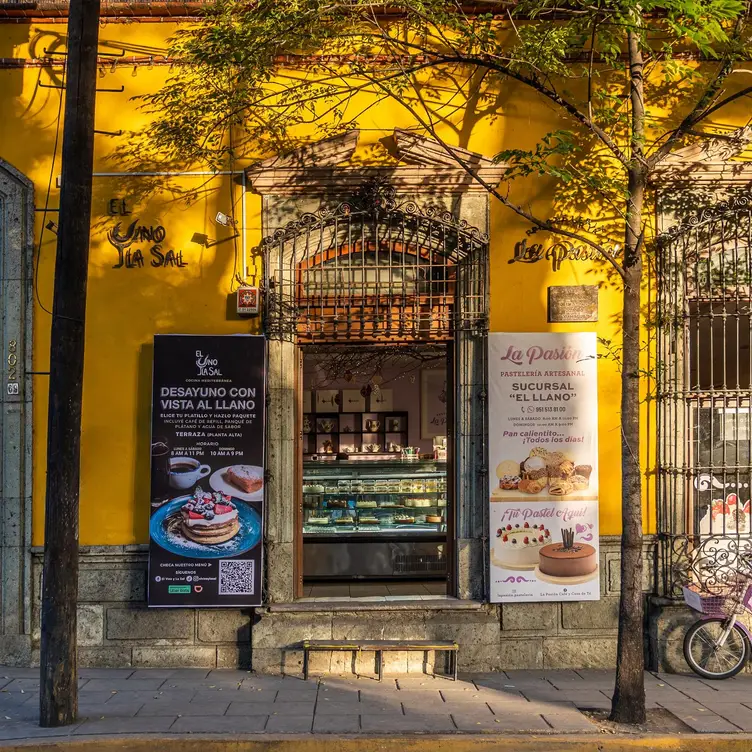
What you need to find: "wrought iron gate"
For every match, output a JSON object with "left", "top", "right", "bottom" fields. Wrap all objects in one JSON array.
[
  {"left": 657, "top": 193, "right": 752, "bottom": 596},
  {"left": 262, "top": 184, "right": 489, "bottom": 343}
]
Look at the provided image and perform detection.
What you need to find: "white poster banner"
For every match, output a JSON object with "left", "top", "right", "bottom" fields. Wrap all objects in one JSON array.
[{"left": 488, "top": 332, "right": 600, "bottom": 602}]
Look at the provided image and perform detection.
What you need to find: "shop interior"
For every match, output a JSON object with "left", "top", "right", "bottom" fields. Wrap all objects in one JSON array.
[{"left": 301, "top": 346, "right": 450, "bottom": 597}]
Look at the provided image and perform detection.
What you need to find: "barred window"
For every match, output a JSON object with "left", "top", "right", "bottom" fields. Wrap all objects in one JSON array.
[{"left": 657, "top": 198, "right": 752, "bottom": 594}]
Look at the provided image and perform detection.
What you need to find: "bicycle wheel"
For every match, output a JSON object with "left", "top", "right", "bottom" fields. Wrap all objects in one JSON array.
[{"left": 684, "top": 618, "right": 750, "bottom": 679}]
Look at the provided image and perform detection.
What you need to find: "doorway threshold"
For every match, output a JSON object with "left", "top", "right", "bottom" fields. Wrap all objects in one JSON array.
[{"left": 265, "top": 596, "right": 482, "bottom": 612}]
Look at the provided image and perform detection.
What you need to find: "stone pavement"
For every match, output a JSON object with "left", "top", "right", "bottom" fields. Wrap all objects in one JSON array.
[{"left": 1, "top": 667, "right": 752, "bottom": 741}]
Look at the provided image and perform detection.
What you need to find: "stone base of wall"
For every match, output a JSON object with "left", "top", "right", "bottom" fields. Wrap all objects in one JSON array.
[{"left": 15, "top": 537, "right": 658, "bottom": 673}]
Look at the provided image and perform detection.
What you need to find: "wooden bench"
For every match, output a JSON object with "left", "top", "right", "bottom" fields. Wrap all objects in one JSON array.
[{"left": 301, "top": 639, "right": 459, "bottom": 681}]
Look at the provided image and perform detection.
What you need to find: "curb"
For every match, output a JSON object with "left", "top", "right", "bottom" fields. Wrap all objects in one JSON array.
[{"left": 4, "top": 735, "right": 752, "bottom": 751}]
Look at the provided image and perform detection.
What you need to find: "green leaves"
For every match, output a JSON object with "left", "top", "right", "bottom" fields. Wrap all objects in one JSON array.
[{"left": 495, "top": 130, "right": 579, "bottom": 183}]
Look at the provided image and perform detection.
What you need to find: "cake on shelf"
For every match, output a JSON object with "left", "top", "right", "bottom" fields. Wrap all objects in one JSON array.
[
  {"left": 335, "top": 516, "right": 355, "bottom": 525},
  {"left": 495, "top": 523, "right": 551, "bottom": 568},
  {"left": 179, "top": 487, "right": 239, "bottom": 545},
  {"left": 538, "top": 528, "right": 597, "bottom": 577},
  {"left": 425, "top": 515, "right": 442, "bottom": 523},
  {"left": 394, "top": 515, "right": 415, "bottom": 524},
  {"left": 358, "top": 516, "right": 380, "bottom": 525},
  {"left": 405, "top": 498, "right": 432, "bottom": 508},
  {"left": 307, "top": 516, "right": 330, "bottom": 525},
  {"left": 356, "top": 500, "right": 378, "bottom": 508}
]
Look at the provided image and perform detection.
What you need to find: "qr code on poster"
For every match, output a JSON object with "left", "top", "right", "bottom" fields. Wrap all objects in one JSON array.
[{"left": 218, "top": 560, "right": 255, "bottom": 595}]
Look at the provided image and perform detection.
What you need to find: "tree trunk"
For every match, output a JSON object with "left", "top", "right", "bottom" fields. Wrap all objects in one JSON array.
[
  {"left": 610, "top": 20, "right": 647, "bottom": 726},
  {"left": 39, "top": 0, "right": 100, "bottom": 728}
]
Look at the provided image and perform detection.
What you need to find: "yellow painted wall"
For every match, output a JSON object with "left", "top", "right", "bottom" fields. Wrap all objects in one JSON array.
[{"left": 4, "top": 18, "right": 731, "bottom": 545}]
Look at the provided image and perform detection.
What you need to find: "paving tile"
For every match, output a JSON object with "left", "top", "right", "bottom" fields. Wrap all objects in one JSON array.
[
  {"left": 453, "top": 713, "right": 549, "bottom": 733},
  {"left": 541, "top": 712, "right": 598, "bottom": 732},
  {"left": 401, "top": 702, "right": 454, "bottom": 715},
  {"left": 361, "top": 713, "right": 456, "bottom": 733},
  {"left": 0, "top": 722, "right": 78, "bottom": 741},
  {"left": 78, "top": 703, "right": 144, "bottom": 719},
  {"left": 0, "top": 669, "right": 43, "bottom": 679},
  {"left": 440, "top": 701, "right": 494, "bottom": 716},
  {"left": 226, "top": 702, "right": 276, "bottom": 716},
  {"left": 137, "top": 700, "right": 230, "bottom": 716},
  {"left": 78, "top": 669, "right": 135, "bottom": 680},
  {"left": 664, "top": 709, "right": 740, "bottom": 733},
  {"left": 701, "top": 703, "right": 752, "bottom": 732},
  {"left": 0, "top": 706, "right": 39, "bottom": 722},
  {"left": 162, "top": 679, "right": 244, "bottom": 690},
  {"left": 312, "top": 714, "right": 360, "bottom": 733},
  {"left": 315, "top": 701, "right": 364, "bottom": 715},
  {"left": 171, "top": 715, "right": 269, "bottom": 733},
  {"left": 269, "top": 702, "right": 317, "bottom": 716},
  {"left": 207, "top": 670, "right": 252, "bottom": 680},
  {"left": 395, "top": 677, "right": 446, "bottom": 689},
  {"left": 317, "top": 688, "right": 360, "bottom": 702},
  {"left": 131, "top": 669, "right": 211, "bottom": 680},
  {"left": 264, "top": 714, "right": 313, "bottom": 733},
  {"left": 102, "top": 690, "right": 196, "bottom": 704},
  {"left": 2, "top": 680, "right": 41, "bottom": 691},
  {"left": 218, "top": 690, "right": 278, "bottom": 703},
  {"left": 81, "top": 679, "right": 166, "bottom": 692},
  {"left": 74, "top": 716, "right": 177, "bottom": 735},
  {"left": 239, "top": 678, "right": 291, "bottom": 691},
  {"left": 357, "top": 702, "right": 402, "bottom": 714},
  {"left": 275, "top": 689, "right": 319, "bottom": 703}
]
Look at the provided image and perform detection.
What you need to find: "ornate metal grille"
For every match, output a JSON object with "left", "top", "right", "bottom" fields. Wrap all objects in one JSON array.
[
  {"left": 658, "top": 194, "right": 752, "bottom": 596},
  {"left": 262, "top": 185, "right": 489, "bottom": 342}
]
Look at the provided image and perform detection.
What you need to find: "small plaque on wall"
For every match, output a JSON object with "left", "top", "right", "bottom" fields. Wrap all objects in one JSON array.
[{"left": 548, "top": 285, "right": 599, "bottom": 323}]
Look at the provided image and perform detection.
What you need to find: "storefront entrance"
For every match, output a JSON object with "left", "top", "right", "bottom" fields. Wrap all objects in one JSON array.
[
  {"left": 262, "top": 178, "right": 490, "bottom": 603},
  {"left": 300, "top": 345, "right": 450, "bottom": 596}
]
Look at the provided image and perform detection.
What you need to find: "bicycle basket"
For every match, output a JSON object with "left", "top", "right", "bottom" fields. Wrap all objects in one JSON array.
[{"left": 683, "top": 583, "right": 752, "bottom": 617}]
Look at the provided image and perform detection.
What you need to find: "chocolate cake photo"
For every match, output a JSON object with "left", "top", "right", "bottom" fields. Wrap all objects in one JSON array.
[{"left": 534, "top": 527, "right": 598, "bottom": 584}]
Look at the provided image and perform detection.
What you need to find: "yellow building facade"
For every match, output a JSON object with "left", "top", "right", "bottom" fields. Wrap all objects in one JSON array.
[{"left": 0, "top": 8, "right": 750, "bottom": 671}]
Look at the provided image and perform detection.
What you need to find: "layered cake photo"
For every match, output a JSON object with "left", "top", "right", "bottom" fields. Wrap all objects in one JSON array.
[
  {"left": 493, "top": 522, "right": 552, "bottom": 569},
  {"left": 179, "top": 487, "right": 239, "bottom": 544},
  {"left": 535, "top": 527, "right": 598, "bottom": 583}
]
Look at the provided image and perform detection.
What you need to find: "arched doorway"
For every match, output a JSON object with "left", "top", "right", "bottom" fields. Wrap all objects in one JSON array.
[
  {"left": 263, "top": 183, "right": 489, "bottom": 600},
  {"left": 0, "top": 158, "right": 34, "bottom": 663}
]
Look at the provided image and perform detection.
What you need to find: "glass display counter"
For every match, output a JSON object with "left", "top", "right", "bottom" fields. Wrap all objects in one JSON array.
[{"left": 301, "top": 459, "right": 448, "bottom": 579}]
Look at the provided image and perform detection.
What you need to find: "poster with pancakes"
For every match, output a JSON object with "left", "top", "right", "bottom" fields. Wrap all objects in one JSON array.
[
  {"left": 148, "top": 335, "right": 265, "bottom": 607},
  {"left": 488, "top": 333, "right": 599, "bottom": 602}
]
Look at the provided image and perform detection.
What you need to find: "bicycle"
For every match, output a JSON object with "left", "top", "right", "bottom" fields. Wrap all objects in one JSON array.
[{"left": 682, "top": 569, "right": 752, "bottom": 679}]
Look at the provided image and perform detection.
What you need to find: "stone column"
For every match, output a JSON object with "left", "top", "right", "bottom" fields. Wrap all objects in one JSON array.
[{"left": 0, "top": 160, "right": 34, "bottom": 664}]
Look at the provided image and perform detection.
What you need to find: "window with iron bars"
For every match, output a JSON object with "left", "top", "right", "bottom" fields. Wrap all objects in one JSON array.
[{"left": 658, "top": 196, "right": 752, "bottom": 596}]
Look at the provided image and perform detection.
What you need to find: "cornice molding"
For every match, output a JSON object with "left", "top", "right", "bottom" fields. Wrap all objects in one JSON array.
[
  {"left": 652, "top": 160, "right": 752, "bottom": 185},
  {"left": 247, "top": 165, "right": 506, "bottom": 195},
  {"left": 246, "top": 128, "right": 506, "bottom": 194}
]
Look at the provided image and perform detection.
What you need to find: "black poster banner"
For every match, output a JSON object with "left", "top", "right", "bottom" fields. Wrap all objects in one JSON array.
[{"left": 148, "top": 335, "right": 265, "bottom": 607}]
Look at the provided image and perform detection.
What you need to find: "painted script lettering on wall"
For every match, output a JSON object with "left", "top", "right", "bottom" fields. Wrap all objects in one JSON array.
[
  {"left": 107, "top": 219, "right": 188, "bottom": 270},
  {"left": 509, "top": 238, "right": 602, "bottom": 272}
]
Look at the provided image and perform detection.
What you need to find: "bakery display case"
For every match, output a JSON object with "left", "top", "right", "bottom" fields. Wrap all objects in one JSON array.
[{"left": 302, "top": 459, "right": 448, "bottom": 579}]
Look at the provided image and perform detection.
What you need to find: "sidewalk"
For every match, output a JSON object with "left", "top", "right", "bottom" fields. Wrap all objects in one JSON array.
[{"left": 0, "top": 666, "right": 752, "bottom": 742}]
